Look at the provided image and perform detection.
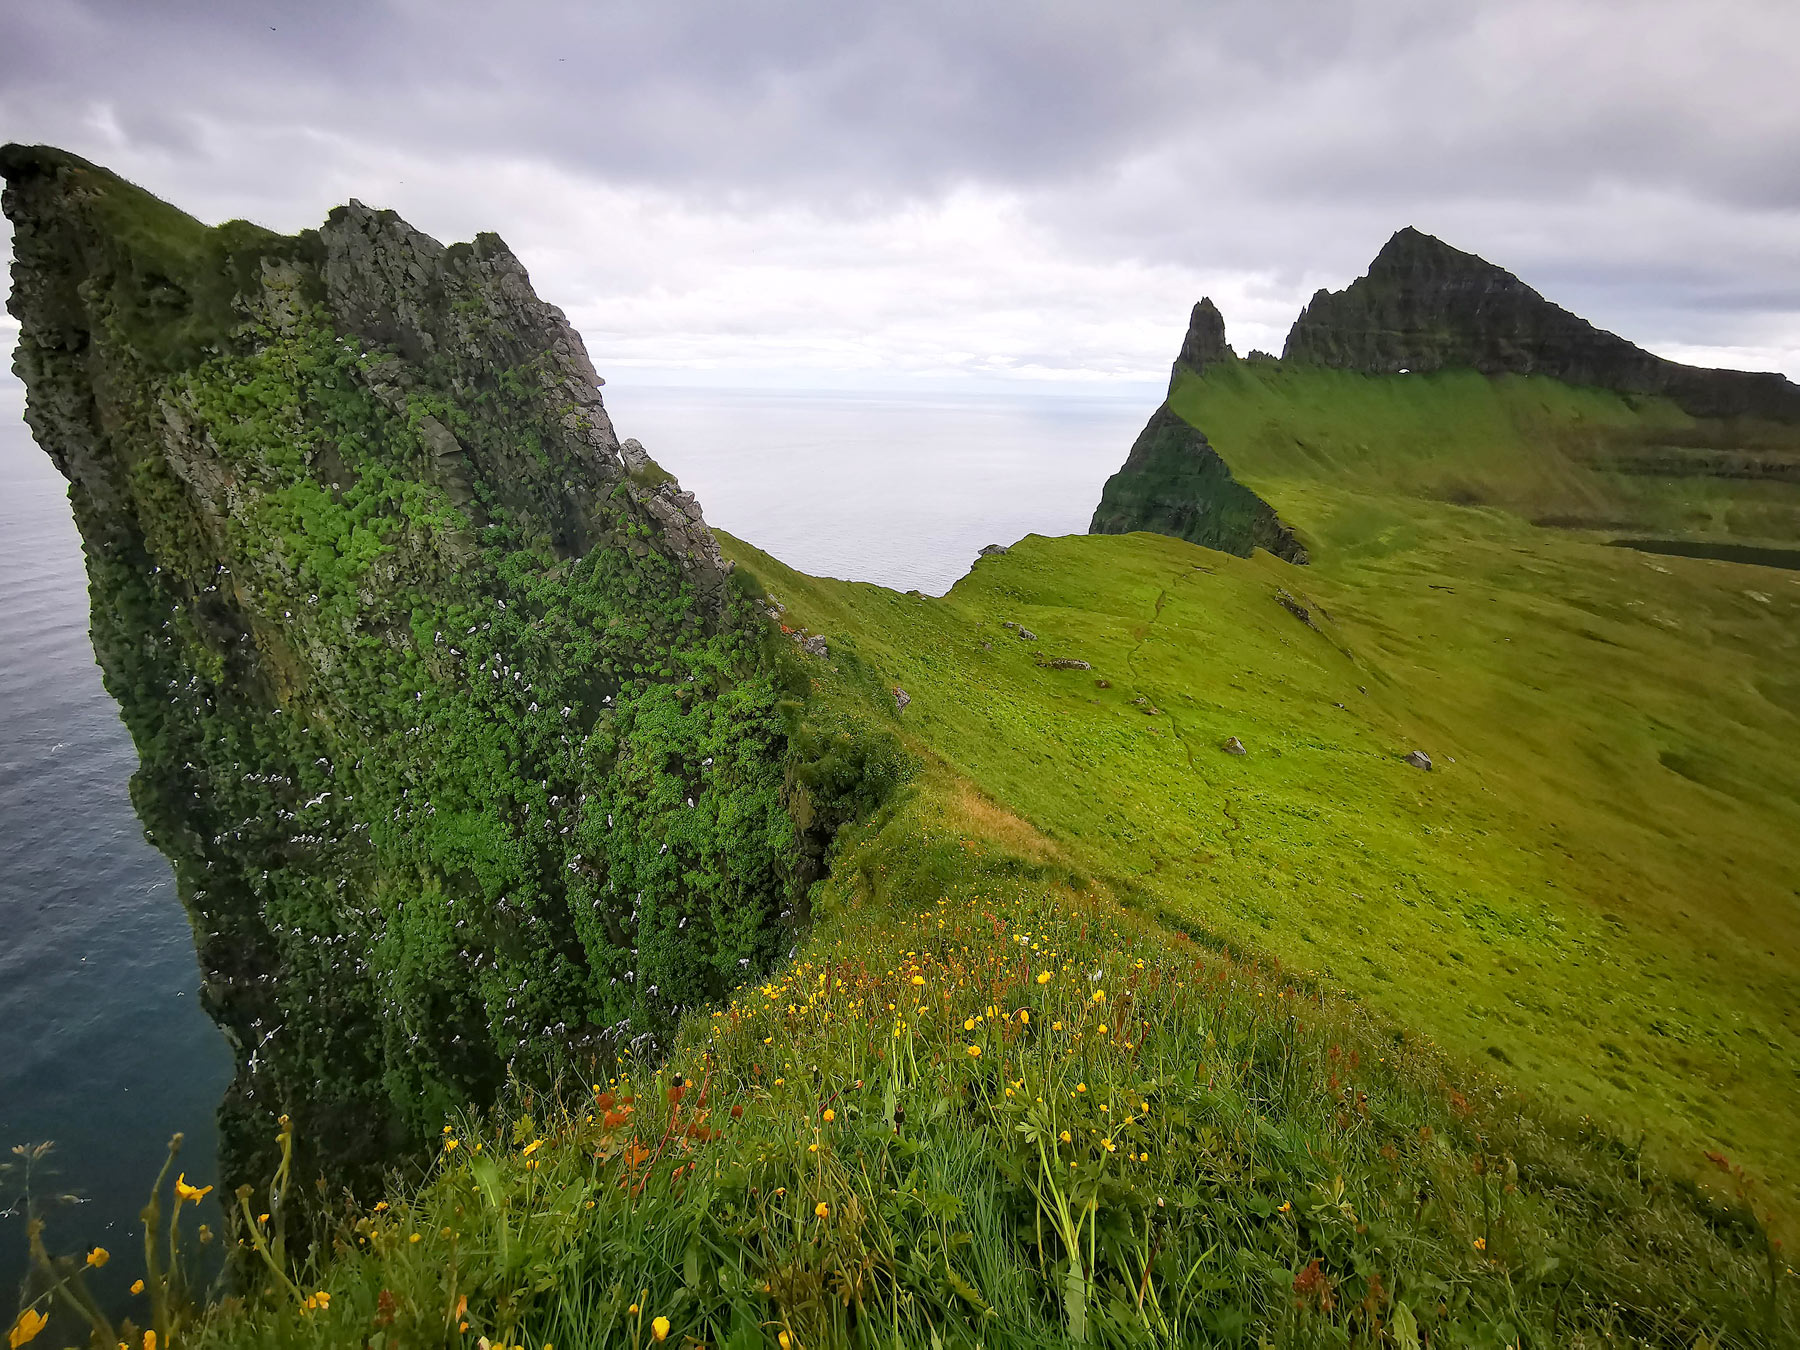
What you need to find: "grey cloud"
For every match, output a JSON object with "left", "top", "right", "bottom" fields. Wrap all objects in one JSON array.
[{"left": 3, "top": 0, "right": 1799, "bottom": 374}]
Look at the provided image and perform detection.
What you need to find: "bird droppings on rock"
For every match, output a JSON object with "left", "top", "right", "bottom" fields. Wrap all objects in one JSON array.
[
  {"left": 1222, "top": 736, "right": 1247, "bottom": 755},
  {"left": 1404, "top": 750, "right": 1433, "bottom": 770}
]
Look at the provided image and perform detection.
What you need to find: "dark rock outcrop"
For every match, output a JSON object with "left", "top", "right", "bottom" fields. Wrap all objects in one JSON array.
[
  {"left": 1091, "top": 404, "right": 1309, "bottom": 563},
  {"left": 2, "top": 145, "right": 825, "bottom": 1206},
  {"left": 1170, "top": 297, "right": 1234, "bottom": 390},
  {"left": 1284, "top": 227, "right": 1800, "bottom": 422}
]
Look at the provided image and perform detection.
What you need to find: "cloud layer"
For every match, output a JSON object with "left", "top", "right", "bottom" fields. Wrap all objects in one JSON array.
[{"left": 5, "top": 0, "right": 1800, "bottom": 392}]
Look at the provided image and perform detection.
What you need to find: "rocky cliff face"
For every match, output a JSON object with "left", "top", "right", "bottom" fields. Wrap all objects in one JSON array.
[
  {"left": 3, "top": 145, "right": 832, "bottom": 1197},
  {"left": 1091, "top": 298, "right": 1308, "bottom": 562},
  {"left": 1283, "top": 227, "right": 1800, "bottom": 422}
]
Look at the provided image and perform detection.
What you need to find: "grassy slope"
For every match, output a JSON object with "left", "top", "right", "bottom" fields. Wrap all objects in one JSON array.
[
  {"left": 111, "top": 515, "right": 1796, "bottom": 1349},
  {"left": 1171, "top": 362, "right": 1800, "bottom": 547},
  {"left": 181, "top": 735, "right": 1794, "bottom": 1350},
  {"left": 715, "top": 495, "right": 1800, "bottom": 1229}
]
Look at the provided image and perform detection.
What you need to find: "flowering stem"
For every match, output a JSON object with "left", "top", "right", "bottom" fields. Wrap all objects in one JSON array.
[
  {"left": 140, "top": 1134, "right": 180, "bottom": 1349},
  {"left": 24, "top": 1221, "right": 115, "bottom": 1346},
  {"left": 232, "top": 1187, "right": 304, "bottom": 1303}
]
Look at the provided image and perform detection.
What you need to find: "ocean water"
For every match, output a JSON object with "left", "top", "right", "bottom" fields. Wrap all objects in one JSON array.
[
  {"left": 0, "top": 380, "right": 1150, "bottom": 1301},
  {"left": 0, "top": 420, "right": 234, "bottom": 1306},
  {"left": 604, "top": 384, "right": 1152, "bottom": 595}
]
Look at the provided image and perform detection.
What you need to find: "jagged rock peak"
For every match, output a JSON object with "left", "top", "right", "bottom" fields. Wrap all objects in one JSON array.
[
  {"left": 1282, "top": 225, "right": 1800, "bottom": 422},
  {"left": 1, "top": 142, "right": 730, "bottom": 581},
  {"left": 1171, "top": 297, "right": 1235, "bottom": 389}
]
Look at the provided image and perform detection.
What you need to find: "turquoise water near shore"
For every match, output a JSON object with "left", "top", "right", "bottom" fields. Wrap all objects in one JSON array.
[{"left": 0, "top": 379, "right": 1148, "bottom": 1304}]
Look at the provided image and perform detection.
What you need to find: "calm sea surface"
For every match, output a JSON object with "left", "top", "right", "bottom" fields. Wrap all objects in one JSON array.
[{"left": 0, "top": 380, "right": 1150, "bottom": 1299}]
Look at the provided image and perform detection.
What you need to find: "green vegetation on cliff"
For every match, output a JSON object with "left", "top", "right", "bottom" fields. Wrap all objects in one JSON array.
[{"left": 2, "top": 145, "right": 867, "bottom": 1206}]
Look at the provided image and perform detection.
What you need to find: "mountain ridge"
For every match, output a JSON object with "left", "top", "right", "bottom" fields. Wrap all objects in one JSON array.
[
  {"left": 1284, "top": 225, "right": 1800, "bottom": 421},
  {"left": 1093, "top": 226, "right": 1800, "bottom": 556}
]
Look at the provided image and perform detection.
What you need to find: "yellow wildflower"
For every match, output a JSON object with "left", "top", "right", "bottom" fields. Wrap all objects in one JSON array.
[
  {"left": 652, "top": 1316, "right": 671, "bottom": 1342},
  {"left": 1036, "top": 971, "right": 1052, "bottom": 984},
  {"left": 173, "top": 1174, "right": 212, "bottom": 1203},
  {"left": 966, "top": 1044, "right": 981, "bottom": 1058},
  {"left": 130, "top": 1280, "right": 145, "bottom": 1296},
  {"left": 1473, "top": 1237, "right": 1487, "bottom": 1251},
  {"left": 778, "top": 1334, "right": 792, "bottom": 1350},
  {"left": 521, "top": 1139, "right": 543, "bottom": 1156},
  {"left": 1091, "top": 989, "right": 1105, "bottom": 1004},
  {"left": 963, "top": 1017, "right": 975, "bottom": 1031},
  {"left": 8, "top": 1309, "right": 48, "bottom": 1348},
  {"left": 815, "top": 1202, "right": 829, "bottom": 1219},
  {"left": 822, "top": 1109, "right": 834, "bottom": 1123},
  {"left": 910, "top": 975, "right": 925, "bottom": 986},
  {"left": 86, "top": 1247, "right": 109, "bottom": 1268}
]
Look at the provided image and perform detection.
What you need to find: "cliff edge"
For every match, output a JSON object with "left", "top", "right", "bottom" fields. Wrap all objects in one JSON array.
[{"left": 2, "top": 144, "right": 828, "bottom": 1196}]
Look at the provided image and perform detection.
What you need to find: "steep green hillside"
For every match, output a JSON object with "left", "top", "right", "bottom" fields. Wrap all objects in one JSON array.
[
  {"left": 10, "top": 155, "right": 1797, "bottom": 1348},
  {"left": 716, "top": 519, "right": 1800, "bottom": 1225},
  {"left": 1169, "top": 361, "right": 1800, "bottom": 550}
]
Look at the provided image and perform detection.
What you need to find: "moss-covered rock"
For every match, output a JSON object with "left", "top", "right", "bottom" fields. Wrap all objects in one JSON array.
[{"left": 2, "top": 144, "right": 848, "bottom": 1202}]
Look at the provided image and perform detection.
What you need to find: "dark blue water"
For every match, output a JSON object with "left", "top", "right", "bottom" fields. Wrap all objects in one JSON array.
[
  {"left": 0, "top": 378, "right": 1149, "bottom": 1310},
  {"left": 0, "top": 415, "right": 235, "bottom": 1308}
]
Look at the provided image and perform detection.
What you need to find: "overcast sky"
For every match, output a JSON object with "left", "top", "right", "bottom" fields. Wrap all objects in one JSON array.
[{"left": 5, "top": 0, "right": 1800, "bottom": 404}]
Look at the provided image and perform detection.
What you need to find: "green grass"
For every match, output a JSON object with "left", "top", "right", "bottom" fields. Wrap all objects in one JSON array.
[
  {"left": 23, "top": 521, "right": 1797, "bottom": 1348},
  {"left": 1170, "top": 361, "right": 1800, "bottom": 548},
  {"left": 713, "top": 510, "right": 1800, "bottom": 1231},
  {"left": 136, "top": 768, "right": 1792, "bottom": 1349}
]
